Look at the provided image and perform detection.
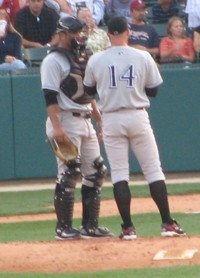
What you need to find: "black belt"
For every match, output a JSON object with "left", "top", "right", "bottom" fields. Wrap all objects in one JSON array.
[
  {"left": 72, "top": 111, "right": 92, "bottom": 119},
  {"left": 136, "top": 107, "right": 144, "bottom": 110}
]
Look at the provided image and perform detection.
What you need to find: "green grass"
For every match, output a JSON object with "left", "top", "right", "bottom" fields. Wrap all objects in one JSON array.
[
  {"left": 1, "top": 266, "right": 200, "bottom": 278},
  {"left": 0, "top": 182, "right": 200, "bottom": 277},
  {"left": 0, "top": 182, "right": 200, "bottom": 216},
  {"left": 0, "top": 212, "right": 199, "bottom": 242}
]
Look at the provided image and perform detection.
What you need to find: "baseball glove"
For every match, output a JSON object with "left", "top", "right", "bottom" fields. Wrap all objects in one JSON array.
[{"left": 48, "top": 137, "right": 79, "bottom": 163}]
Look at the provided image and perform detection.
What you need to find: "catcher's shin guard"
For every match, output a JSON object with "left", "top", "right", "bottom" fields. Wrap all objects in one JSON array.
[
  {"left": 81, "top": 156, "right": 107, "bottom": 232},
  {"left": 54, "top": 158, "right": 81, "bottom": 229},
  {"left": 54, "top": 182, "right": 74, "bottom": 229},
  {"left": 81, "top": 184, "right": 101, "bottom": 231}
]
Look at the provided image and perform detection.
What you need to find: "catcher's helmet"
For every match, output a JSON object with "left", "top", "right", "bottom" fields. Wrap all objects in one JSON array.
[{"left": 57, "top": 16, "right": 83, "bottom": 33}]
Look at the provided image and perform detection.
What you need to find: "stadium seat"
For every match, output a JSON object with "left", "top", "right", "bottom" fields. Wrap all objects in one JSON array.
[
  {"left": 152, "top": 23, "right": 167, "bottom": 38},
  {"left": 22, "top": 47, "right": 51, "bottom": 67}
]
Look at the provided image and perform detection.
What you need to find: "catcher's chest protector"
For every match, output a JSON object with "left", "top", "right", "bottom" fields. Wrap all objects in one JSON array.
[{"left": 50, "top": 47, "right": 93, "bottom": 104}]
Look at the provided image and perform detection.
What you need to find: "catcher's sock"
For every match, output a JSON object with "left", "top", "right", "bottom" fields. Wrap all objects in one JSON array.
[
  {"left": 149, "top": 180, "right": 173, "bottom": 224},
  {"left": 113, "top": 181, "right": 133, "bottom": 228}
]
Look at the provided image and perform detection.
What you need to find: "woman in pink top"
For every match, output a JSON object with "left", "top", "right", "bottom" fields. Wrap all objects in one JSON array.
[{"left": 159, "top": 16, "right": 195, "bottom": 63}]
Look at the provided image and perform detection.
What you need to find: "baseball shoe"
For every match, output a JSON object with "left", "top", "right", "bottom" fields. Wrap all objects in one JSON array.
[
  {"left": 119, "top": 226, "right": 137, "bottom": 240},
  {"left": 55, "top": 226, "right": 80, "bottom": 240},
  {"left": 161, "top": 219, "right": 186, "bottom": 237},
  {"left": 79, "top": 226, "right": 114, "bottom": 239}
]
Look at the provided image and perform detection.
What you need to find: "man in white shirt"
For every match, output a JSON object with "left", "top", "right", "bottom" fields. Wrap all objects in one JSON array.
[
  {"left": 48, "top": 0, "right": 105, "bottom": 25},
  {"left": 185, "top": 0, "right": 200, "bottom": 29}
]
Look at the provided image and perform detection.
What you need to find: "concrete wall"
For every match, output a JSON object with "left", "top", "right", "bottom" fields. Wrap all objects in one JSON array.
[{"left": 0, "top": 64, "right": 200, "bottom": 180}]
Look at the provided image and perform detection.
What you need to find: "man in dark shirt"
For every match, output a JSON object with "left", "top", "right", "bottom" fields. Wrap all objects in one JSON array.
[
  {"left": 128, "top": 0, "right": 160, "bottom": 59},
  {"left": 152, "top": 0, "right": 184, "bottom": 24},
  {"left": 14, "top": 0, "right": 59, "bottom": 48}
]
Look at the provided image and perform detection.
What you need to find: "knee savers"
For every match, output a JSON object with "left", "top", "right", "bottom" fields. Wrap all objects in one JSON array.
[
  {"left": 60, "top": 157, "right": 81, "bottom": 189},
  {"left": 85, "top": 156, "right": 107, "bottom": 188}
]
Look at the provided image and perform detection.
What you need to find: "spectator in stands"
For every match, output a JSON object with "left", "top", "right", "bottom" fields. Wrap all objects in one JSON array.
[
  {"left": 18, "top": 0, "right": 29, "bottom": 8},
  {"left": 14, "top": 0, "right": 59, "bottom": 48},
  {"left": 77, "top": 7, "right": 110, "bottom": 53},
  {"left": 159, "top": 16, "right": 195, "bottom": 63},
  {"left": 19, "top": 0, "right": 28, "bottom": 7},
  {"left": 44, "top": 0, "right": 73, "bottom": 17},
  {"left": 104, "top": 0, "right": 132, "bottom": 23},
  {"left": 0, "top": 9, "right": 26, "bottom": 70},
  {"left": 128, "top": 0, "right": 160, "bottom": 59},
  {"left": 185, "top": 0, "right": 200, "bottom": 30},
  {"left": 49, "top": 0, "right": 105, "bottom": 26},
  {"left": 152, "top": 0, "right": 184, "bottom": 24},
  {"left": 68, "top": 0, "right": 105, "bottom": 26},
  {"left": 0, "top": 0, "right": 20, "bottom": 24},
  {"left": 193, "top": 26, "right": 200, "bottom": 53}
]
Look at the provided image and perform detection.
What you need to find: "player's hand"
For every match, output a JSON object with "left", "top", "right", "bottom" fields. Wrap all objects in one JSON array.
[
  {"left": 96, "top": 121, "right": 103, "bottom": 143},
  {"left": 53, "top": 127, "right": 70, "bottom": 143}
]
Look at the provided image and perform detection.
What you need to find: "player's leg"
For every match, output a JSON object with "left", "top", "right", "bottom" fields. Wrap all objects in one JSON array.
[
  {"left": 103, "top": 133, "right": 136, "bottom": 240},
  {"left": 80, "top": 127, "right": 113, "bottom": 238},
  {"left": 54, "top": 157, "right": 81, "bottom": 240},
  {"left": 46, "top": 116, "right": 81, "bottom": 240},
  {"left": 102, "top": 112, "right": 136, "bottom": 239},
  {"left": 130, "top": 112, "right": 186, "bottom": 236}
]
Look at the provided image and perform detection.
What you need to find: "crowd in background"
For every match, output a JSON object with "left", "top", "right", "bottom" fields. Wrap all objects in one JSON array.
[{"left": 0, "top": 0, "right": 200, "bottom": 70}]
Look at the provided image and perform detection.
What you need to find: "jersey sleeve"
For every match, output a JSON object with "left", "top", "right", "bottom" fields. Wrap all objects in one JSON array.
[{"left": 40, "top": 54, "right": 68, "bottom": 92}]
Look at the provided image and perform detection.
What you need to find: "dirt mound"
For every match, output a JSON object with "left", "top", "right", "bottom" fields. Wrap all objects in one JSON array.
[
  {"left": 0, "top": 194, "right": 200, "bottom": 273},
  {"left": 0, "top": 237, "right": 199, "bottom": 273},
  {"left": 0, "top": 194, "right": 199, "bottom": 223}
]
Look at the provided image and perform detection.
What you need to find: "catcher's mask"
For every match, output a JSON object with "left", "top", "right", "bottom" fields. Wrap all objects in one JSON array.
[
  {"left": 57, "top": 16, "right": 88, "bottom": 53},
  {"left": 57, "top": 16, "right": 83, "bottom": 33}
]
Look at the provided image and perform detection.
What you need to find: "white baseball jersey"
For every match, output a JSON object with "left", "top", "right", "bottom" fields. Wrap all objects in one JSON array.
[
  {"left": 41, "top": 51, "right": 92, "bottom": 112},
  {"left": 84, "top": 45, "right": 165, "bottom": 184},
  {"left": 84, "top": 46, "right": 163, "bottom": 113}
]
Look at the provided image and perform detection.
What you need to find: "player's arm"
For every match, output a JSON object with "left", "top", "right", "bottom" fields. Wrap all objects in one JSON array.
[
  {"left": 91, "top": 99, "right": 103, "bottom": 142},
  {"left": 43, "top": 89, "right": 68, "bottom": 143},
  {"left": 145, "top": 52, "right": 163, "bottom": 97},
  {"left": 145, "top": 87, "right": 158, "bottom": 97}
]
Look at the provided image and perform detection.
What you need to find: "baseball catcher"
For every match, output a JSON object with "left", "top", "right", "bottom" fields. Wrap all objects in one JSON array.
[{"left": 41, "top": 16, "right": 113, "bottom": 240}]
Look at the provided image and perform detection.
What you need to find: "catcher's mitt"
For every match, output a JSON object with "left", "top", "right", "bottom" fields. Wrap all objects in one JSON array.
[{"left": 48, "top": 137, "right": 79, "bottom": 163}]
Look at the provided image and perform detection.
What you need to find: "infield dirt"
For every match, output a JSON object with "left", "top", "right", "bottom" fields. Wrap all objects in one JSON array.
[{"left": 0, "top": 194, "right": 200, "bottom": 273}]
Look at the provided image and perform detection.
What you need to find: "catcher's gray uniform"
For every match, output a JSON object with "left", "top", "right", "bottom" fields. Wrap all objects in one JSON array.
[
  {"left": 40, "top": 16, "right": 113, "bottom": 240},
  {"left": 41, "top": 51, "right": 99, "bottom": 184}
]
